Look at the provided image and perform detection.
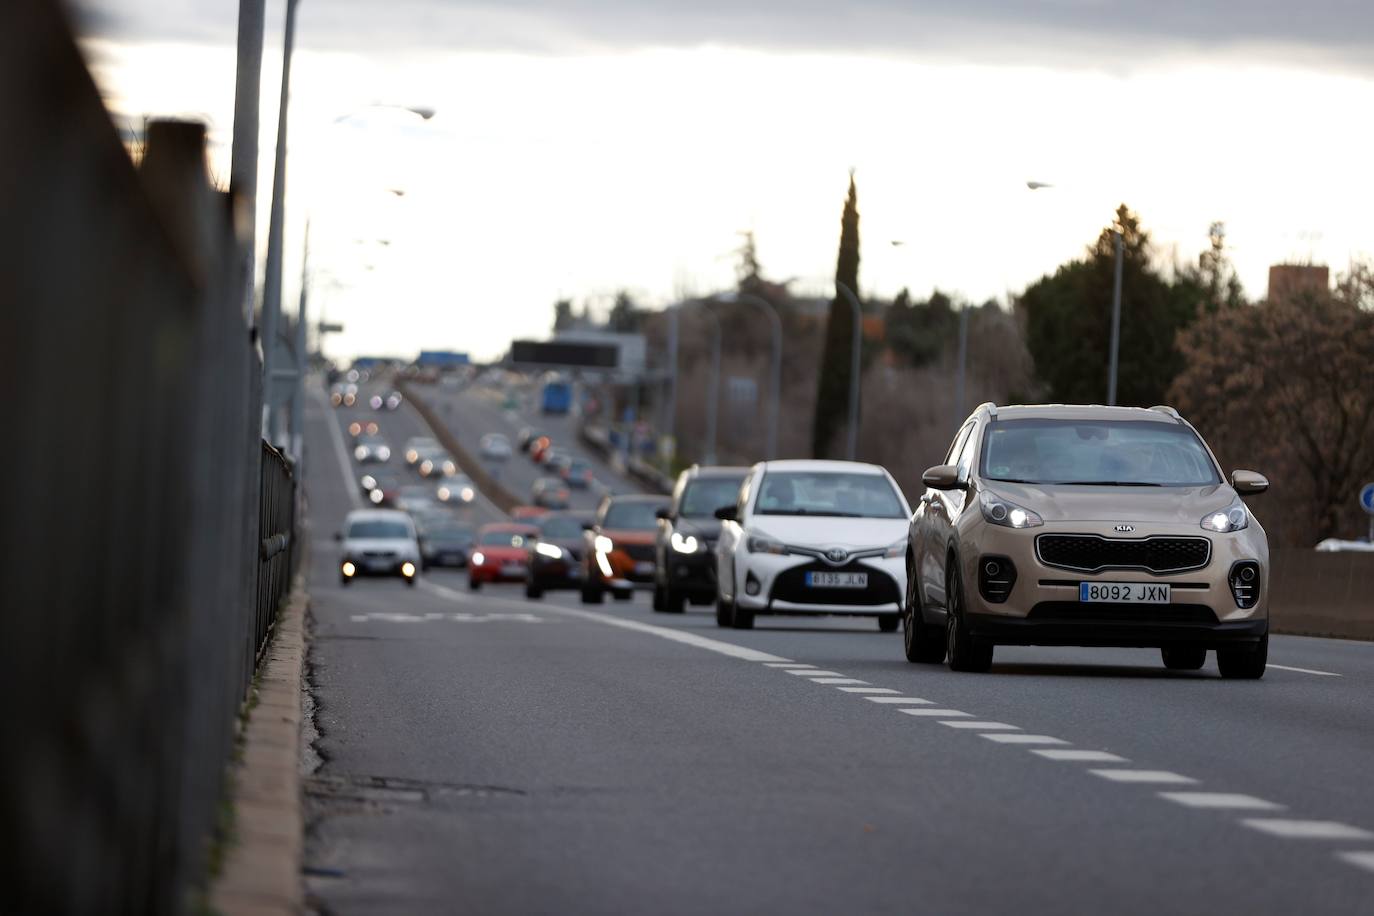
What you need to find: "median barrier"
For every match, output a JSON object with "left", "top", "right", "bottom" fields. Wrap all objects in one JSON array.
[{"left": 1270, "top": 549, "right": 1374, "bottom": 640}]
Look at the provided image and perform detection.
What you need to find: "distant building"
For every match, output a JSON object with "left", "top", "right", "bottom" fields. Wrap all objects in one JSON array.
[{"left": 1268, "top": 264, "right": 1329, "bottom": 304}]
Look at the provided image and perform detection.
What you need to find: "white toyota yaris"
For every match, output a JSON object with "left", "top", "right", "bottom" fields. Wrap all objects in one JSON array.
[{"left": 713, "top": 460, "right": 911, "bottom": 631}]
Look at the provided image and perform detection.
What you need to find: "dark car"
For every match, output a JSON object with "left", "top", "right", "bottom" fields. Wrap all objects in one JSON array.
[
  {"left": 560, "top": 457, "right": 595, "bottom": 489},
  {"left": 524, "top": 511, "right": 593, "bottom": 598},
  {"left": 417, "top": 518, "right": 475, "bottom": 569},
  {"left": 653, "top": 465, "right": 749, "bottom": 613},
  {"left": 517, "top": 427, "right": 545, "bottom": 453}
]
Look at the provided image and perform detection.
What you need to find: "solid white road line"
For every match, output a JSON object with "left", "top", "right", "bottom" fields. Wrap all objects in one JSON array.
[
  {"left": 838, "top": 687, "right": 900, "bottom": 694},
  {"left": 1336, "top": 851, "right": 1374, "bottom": 873},
  {"left": 898, "top": 708, "right": 971, "bottom": 717},
  {"left": 1034, "top": 750, "right": 1128, "bottom": 763},
  {"left": 787, "top": 669, "right": 844, "bottom": 677},
  {"left": 764, "top": 662, "right": 802, "bottom": 667},
  {"left": 1158, "top": 792, "right": 1283, "bottom": 811},
  {"left": 1090, "top": 770, "right": 1198, "bottom": 785},
  {"left": 1242, "top": 820, "right": 1374, "bottom": 840},
  {"left": 865, "top": 696, "right": 933, "bottom": 705},
  {"left": 941, "top": 721, "right": 1020, "bottom": 730},
  {"left": 317, "top": 384, "right": 364, "bottom": 509},
  {"left": 810, "top": 677, "right": 869, "bottom": 685},
  {"left": 1268, "top": 663, "right": 1342, "bottom": 677},
  {"left": 982, "top": 734, "right": 1068, "bottom": 745}
]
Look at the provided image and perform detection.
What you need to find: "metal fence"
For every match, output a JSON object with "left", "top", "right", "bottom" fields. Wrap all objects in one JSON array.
[{"left": 0, "top": 2, "right": 296, "bottom": 912}]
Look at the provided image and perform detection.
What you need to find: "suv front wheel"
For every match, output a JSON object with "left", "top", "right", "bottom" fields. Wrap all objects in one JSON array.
[{"left": 945, "top": 560, "right": 993, "bottom": 673}]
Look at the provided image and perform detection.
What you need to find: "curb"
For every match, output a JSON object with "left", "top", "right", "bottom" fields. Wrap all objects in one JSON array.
[{"left": 209, "top": 575, "right": 308, "bottom": 915}]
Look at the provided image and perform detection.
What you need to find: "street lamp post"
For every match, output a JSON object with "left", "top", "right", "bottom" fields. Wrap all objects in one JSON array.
[
  {"left": 665, "top": 301, "right": 722, "bottom": 466},
  {"left": 715, "top": 292, "right": 782, "bottom": 459},
  {"left": 833, "top": 281, "right": 864, "bottom": 461},
  {"left": 954, "top": 305, "right": 969, "bottom": 427},
  {"left": 230, "top": 0, "right": 265, "bottom": 325}
]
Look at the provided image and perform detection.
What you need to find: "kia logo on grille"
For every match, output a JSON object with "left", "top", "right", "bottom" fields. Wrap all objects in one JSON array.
[
  {"left": 1114, "top": 524, "right": 1135, "bottom": 533},
  {"left": 824, "top": 547, "right": 849, "bottom": 564}
]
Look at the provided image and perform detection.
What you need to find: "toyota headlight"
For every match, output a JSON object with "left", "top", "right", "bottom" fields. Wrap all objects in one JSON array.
[
  {"left": 884, "top": 538, "right": 906, "bottom": 558},
  {"left": 671, "top": 531, "right": 701, "bottom": 554},
  {"left": 979, "top": 491, "right": 1043, "bottom": 529},
  {"left": 1201, "top": 498, "right": 1248, "bottom": 533},
  {"left": 746, "top": 534, "right": 788, "bottom": 555}
]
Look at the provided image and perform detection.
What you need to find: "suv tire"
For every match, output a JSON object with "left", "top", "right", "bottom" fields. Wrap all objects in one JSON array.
[
  {"left": 945, "top": 561, "right": 993, "bottom": 673},
  {"left": 1217, "top": 634, "right": 1267, "bottom": 679},
  {"left": 903, "top": 563, "right": 946, "bottom": 664}
]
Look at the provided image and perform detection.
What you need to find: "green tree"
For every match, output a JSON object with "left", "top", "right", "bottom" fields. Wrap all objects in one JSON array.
[
  {"left": 552, "top": 298, "right": 576, "bottom": 333},
  {"left": 884, "top": 288, "right": 958, "bottom": 367},
  {"left": 812, "top": 173, "right": 861, "bottom": 457},
  {"left": 1021, "top": 205, "right": 1197, "bottom": 406},
  {"left": 607, "top": 290, "right": 644, "bottom": 332}
]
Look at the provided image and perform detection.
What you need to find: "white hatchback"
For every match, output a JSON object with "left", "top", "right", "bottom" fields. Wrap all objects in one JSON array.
[
  {"left": 714, "top": 460, "right": 911, "bottom": 631},
  {"left": 337, "top": 509, "right": 421, "bottom": 587}
]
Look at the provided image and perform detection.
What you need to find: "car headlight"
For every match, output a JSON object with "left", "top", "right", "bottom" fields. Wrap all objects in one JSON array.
[
  {"left": 671, "top": 531, "right": 701, "bottom": 554},
  {"left": 747, "top": 533, "right": 788, "bottom": 555},
  {"left": 536, "top": 542, "right": 564, "bottom": 559},
  {"left": 361, "top": 474, "right": 377, "bottom": 490},
  {"left": 594, "top": 535, "right": 614, "bottom": 554},
  {"left": 341, "top": 561, "right": 356, "bottom": 577},
  {"left": 460, "top": 487, "right": 475, "bottom": 502},
  {"left": 471, "top": 551, "right": 486, "bottom": 566},
  {"left": 376, "top": 446, "right": 391, "bottom": 462},
  {"left": 369, "top": 489, "right": 384, "bottom": 504},
  {"left": 443, "top": 460, "right": 457, "bottom": 476},
  {"left": 354, "top": 446, "right": 369, "bottom": 461},
  {"left": 401, "top": 561, "right": 416, "bottom": 577},
  {"left": 979, "top": 491, "right": 1044, "bottom": 529},
  {"left": 884, "top": 538, "right": 906, "bottom": 558},
  {"left": 1201, "top": 498, "right": 1249, "bottom": 533}
]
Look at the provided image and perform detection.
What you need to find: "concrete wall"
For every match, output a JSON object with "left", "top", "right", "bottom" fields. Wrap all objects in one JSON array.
[{"left": 1270, "top": 549, "right": 1374, "bottom": 640}]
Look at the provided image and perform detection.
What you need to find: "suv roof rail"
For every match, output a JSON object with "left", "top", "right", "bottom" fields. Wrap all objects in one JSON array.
[
  {"left": 976, "top": 401, "right": 997, "bottom": 418},
  {"left": 1149, "top": 405, "right": 1181, "bottom": 420}
]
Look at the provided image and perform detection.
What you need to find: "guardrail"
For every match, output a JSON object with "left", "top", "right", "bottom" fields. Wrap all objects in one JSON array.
[
  {"left": 1, "top": 4, "right": 297, "bottom": 910},
  {"left": 1270, "top": 549, "right": 1374, "bottom": 640}
]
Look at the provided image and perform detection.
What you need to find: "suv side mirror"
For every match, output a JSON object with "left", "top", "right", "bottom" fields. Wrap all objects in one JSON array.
[
  {"left": 1231, "top": 470, "right": 1269, "bottom": 495},
  {"left": 922, "top": 464, "right": 964, "bottom": 491},
  {"left": 655, "top": 507, "right": 672, "bottom": 521},
  {"left": 714, "top": 505, "right": 738, "bottom": 522}
]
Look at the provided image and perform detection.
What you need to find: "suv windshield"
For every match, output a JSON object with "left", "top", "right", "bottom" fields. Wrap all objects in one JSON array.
[
  {"left": 603, "top": 501, "right": 665, "bottom": 530},
  {"left": 348, "top": 520, "right": 411, "bottom": 540},
  {"left": 980, "top": 419, "right": 1221, "bottom": 486},
  {"left": 680, "top": 476, "right": 745, "bottom": 517},
  {"left": 755, "top": 472, "right": 905, "bottom": 518}
]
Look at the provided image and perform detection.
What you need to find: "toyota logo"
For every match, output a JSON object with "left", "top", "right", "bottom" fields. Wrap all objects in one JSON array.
[
  {"left": 824, "top": 547, "right": 849, "bottom": 564},
  {"left": 1114, "top": 524, "right": 1135, "bottom": 533}
]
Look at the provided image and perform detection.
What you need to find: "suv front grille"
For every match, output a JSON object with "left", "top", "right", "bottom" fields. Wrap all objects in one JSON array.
[{"left": 1036, "top": 534, "right": 1210, "bottom": 574}]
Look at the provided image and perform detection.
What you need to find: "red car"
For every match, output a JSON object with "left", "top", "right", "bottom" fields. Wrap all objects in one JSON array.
[{"left": 468, "top": 523, "right": 539, "bottom": 590}]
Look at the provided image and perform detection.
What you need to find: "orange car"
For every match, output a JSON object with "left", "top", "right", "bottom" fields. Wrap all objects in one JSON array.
[{"left": 581, "top": 494, "right": 670, "bottom": 603}]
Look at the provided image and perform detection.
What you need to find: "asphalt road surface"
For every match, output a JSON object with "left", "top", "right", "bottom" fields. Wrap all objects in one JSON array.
[{"left": 303, "top": 379, "right": 1374, "bottom": 915}]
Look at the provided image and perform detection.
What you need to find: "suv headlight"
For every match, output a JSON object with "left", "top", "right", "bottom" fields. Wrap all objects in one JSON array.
[
  {"left": 979, "top": 491, "right": 1044, "bottom": 529},
  {"left": 671, "top": 531, "right": 702, "bottom": 554},
  {"left": 594, "top": 535, "right": 614, "bottom": 554},
  {"left": 747, "top": 533, "right": 788, "bottom": 555},
  {"left": 1201, "top": 498, "right": 1249, "bottom": 533}
]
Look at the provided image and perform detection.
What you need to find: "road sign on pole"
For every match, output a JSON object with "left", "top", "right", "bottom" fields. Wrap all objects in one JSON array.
[{"left": 1361, "top": 483, "right": 1374, "bottom": 515}]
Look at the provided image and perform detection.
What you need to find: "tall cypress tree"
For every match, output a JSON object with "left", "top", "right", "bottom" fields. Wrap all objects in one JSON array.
[{"left": 812, "top": 172, "right": 861, "bottom": 457}]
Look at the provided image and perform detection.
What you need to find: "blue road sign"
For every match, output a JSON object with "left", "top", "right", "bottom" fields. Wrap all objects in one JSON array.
[{"left": 1360, "top": 483, "right": 1374, "bottom": 515}]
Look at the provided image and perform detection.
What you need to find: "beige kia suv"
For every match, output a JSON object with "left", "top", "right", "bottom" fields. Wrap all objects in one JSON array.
[{"left": 903, "top": 404, "right": 1269, "bottom": 678}]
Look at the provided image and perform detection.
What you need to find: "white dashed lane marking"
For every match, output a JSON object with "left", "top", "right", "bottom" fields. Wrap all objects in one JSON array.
[
  {"left": 764, "top": 662, "right": 804, "bottom": 668},
  {"left": 898, "top": 708, "right": 972, "bottom": 717},
  {"left": 1158, "top": 792, "right": 1283, "bottom": 810},
  {"left": 839, "top": 687, "right": 900, "bottom": 694},
  {"left": 787, "top": 669, "right": 844, "bottom": 677},
  {"left": 1242, "top": 820, "right": 1374, "bottom": 840},
  {"left": 865, "top": 696, "right": 933, "bottom": 705},
  {"left": 940, "top": 721, "right": 1020, "bottom": 730},
  {"left": 1090, "top": 770, "right": 1198, "bottom": 785},
  {"left": 809, "top": 677, "right": 869, "bottom": 685},
  {"left": 1034, "top": 750, "right": 1129, "bottom": 763},
  {"left": 982, "top": 734, "right": 1069, "bottom": 745},
  {"left": 1337, "top": 851, "right": 1374, "bottom": 873},
  {"left": 1268, "top": 663, "right": 1342, "bottom": 677}
]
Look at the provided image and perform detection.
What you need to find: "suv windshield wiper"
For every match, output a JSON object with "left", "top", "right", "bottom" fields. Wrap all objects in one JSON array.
[{"left": 1058, "top": 480, "right": 1164, "bottom": 487}]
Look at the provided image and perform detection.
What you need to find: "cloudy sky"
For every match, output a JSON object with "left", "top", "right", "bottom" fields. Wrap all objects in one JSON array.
[{"left": 79, "top": 0, "right": 1374, "bottom": 361}]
